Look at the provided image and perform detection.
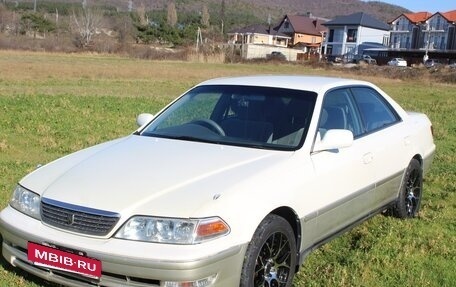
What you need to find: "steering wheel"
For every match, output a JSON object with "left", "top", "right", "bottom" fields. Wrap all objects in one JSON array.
[{"left": 191, "top": 119, "right": 225, "bottom": 136}]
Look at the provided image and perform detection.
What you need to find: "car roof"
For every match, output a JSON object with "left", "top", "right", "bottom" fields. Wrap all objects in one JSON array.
[{"left": 196, "top": 75, "right": 373, "bottom": 94}]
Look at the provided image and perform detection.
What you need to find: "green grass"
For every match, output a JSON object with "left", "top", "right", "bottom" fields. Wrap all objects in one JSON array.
[{"left": 0, "top": 51, "right": 455, "bottom": 286}]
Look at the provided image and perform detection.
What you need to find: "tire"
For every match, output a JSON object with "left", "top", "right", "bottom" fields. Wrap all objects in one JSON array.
[
  {"left": 240, "top": 214, "right": 297, "bottom": 287},
  {"left": 392, "top": 159, "right": 423, "bottom": 218}
]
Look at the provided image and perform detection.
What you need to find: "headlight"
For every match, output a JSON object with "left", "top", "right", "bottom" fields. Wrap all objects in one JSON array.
[
  {"left": 10, "top": 185, "right": 41, "bottom": 220},
  {"left": 115, "top": 216, "right": 229, "bottom": 244}
]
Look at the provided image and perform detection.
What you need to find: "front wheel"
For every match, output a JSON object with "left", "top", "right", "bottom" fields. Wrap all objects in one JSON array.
[
  {"left": 391, "top": 158, "right": 423, "bottom": 218},
  {"left": 240, "top": 214, "right": 297, "bottom": 287}
]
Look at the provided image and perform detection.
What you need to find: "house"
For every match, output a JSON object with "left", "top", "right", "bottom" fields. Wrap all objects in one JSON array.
[
  {"left": 227, "top": 14, "right": 329, "bottom": 61},
  {"left": 227, "top": 24, "right": 299, "bottom": 60},
  {"left": 389, "top": 12, "right": 431, "bottom": 49},
  {"left": 322, "top": 12, "right": 390, "bottom": 60},
  {"left": 388, "top": 10, "right": 456, "bottom": 52},
  {"left": 443, "top": 10, "right": 456, "bottom": 50},
  {"left": 227, "top": 24, "right": 290, "bottom": 47},
  {"left": 274, "top": 14, "right": 328, "bottom": 53},
  {"left": 425, "top": 10, "right": 456, "bottom": 51}
]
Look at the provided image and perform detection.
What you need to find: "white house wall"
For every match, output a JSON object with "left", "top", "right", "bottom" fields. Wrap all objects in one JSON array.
[
  {"left": 358, "top": 27, "right": 389, "bottom": 47},
  {"left": 325, "top": 25, "right": 388, "bottom": 56},
  {"left": 241, "top": 44, "right": 300, "bottom": 61}
]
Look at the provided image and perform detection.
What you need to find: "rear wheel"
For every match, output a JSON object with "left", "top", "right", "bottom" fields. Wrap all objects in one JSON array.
[
  {"left": 392, "top": 159, "right": 423, "bottom": 218},
  {"left": 240, "top": 214, "right": 297, "bottom": 287}
]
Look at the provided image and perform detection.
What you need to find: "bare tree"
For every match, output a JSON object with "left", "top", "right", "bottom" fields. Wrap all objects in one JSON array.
[
  {"left": 201, "top": 4, "right": 209, "bottom": 27},
  {"left": 137, "top": 2, "right": 147, "bottom": 26},
  {"left": 167, "top": 1, "right": 177, "bottom": 27},
  {"left": 220, "top": 0, "right": 225, "bottom": 34},
  {"left": 72, "top": 5, "right": 102, "bottom": 47}
]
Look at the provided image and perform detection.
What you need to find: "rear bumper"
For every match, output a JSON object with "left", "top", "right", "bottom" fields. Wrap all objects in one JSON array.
[{"left": 0, "top": 206, "right": 247, "bottom": 287}]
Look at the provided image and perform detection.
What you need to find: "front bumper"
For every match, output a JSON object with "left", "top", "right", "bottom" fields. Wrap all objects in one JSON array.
[{"left": 0, "top": 206, "right": 247, "bottom": 287}]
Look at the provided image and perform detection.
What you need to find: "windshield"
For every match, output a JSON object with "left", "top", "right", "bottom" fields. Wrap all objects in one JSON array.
[{"left": 141, "top": 85, "right": 317, "bottom": 150}]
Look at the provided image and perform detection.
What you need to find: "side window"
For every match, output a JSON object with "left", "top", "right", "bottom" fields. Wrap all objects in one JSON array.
[
  {"left": 351, "top": 87, "right": 400, "bottom": 133},
  {"left": 319, "top": 88, "right": 363, "bottom": 137}
]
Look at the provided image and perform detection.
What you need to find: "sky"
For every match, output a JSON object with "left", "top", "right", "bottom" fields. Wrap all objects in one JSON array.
[{"left": 366, "top": 0, "right": 455, "bottom": 13}]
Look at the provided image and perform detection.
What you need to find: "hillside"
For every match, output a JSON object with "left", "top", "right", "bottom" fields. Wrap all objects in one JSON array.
[
  {"left": 15, "top": 0, "right": 409, "bottom": 24},
  {"left": 0, "top": 0, "right": 410, "bottom": 53}
]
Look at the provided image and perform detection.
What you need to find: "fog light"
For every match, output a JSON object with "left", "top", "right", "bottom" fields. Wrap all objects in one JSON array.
[{"left": 163, "top": 274, "right": 217, "bottom": 287}]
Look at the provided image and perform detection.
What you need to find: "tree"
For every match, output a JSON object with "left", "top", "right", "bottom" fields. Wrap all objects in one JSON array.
[
  {"left": 136, "top": 2, "right": 147, "bottom": 26},
  {"left": 220, "top": 0, "right": 225, "bottom": 34},
  {"left": 201, "top": 4, "right": 209, "bottom": 27},
  {"left": 20, "top": 12, "right": 55, "bottom": 38},
  {"left": 72, "top": 5, "right": 102, "bottom": 47},
  {"left": 167, "top": 1, "right": 177, "bottom": 27}
]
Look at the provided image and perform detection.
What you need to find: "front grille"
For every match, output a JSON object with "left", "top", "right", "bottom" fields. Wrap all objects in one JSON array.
[{"left": 41, "top": 198, "right": 120, "bottom": 236}]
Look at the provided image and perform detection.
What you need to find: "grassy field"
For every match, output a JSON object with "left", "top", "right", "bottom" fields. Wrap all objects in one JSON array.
[{"left": 0, "top": 50, "right": 454, "bottom": 286}]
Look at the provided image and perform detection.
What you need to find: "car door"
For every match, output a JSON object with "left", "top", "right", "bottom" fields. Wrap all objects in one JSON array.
[
  {"left": 350, "top": 87, "right": 406, "bottom": 209},
  {"left": 310, "top": 88, "right": 376, "bottom": 243}
]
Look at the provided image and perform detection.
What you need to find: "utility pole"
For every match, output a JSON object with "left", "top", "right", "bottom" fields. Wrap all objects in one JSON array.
[
  {"left": 422, "top": 21, "right": 444, "bottom": 63},
  {"left": 196, "top": 27, "right": 203, "bottom": 52},
  {"left": 424, "top": 22, "right": 430, "bottom": 63},
  {"left": 34, "top": 0, "right": 37, "bottom": 12}
]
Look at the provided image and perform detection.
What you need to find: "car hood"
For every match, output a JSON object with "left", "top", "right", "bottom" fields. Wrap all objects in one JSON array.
[{"left": 21, "top": 135, "right": 289, "bottom": 217}]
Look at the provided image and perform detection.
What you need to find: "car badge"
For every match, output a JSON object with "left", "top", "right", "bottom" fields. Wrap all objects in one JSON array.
[{"left": 66, "top": 213, "right": 76, "bottom": 225}]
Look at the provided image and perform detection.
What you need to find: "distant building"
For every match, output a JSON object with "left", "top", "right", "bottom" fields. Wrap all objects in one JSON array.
[
  {"left": 274, "top": 14, "right": 328, "bottom": 53},
  {"left": 227, "top": 24, "right": 290, "bottom": 47},
  {"left": 322, "top": 12, "right": 390, "bottom": 60},
  {"left": 388, "top": 10, "right": 456, "bottom": 51},
  {"left": 389, "top": 12, "right": 431, "bottom": 49},
  {"left": 227, "top": 14, "right": 329, "bottom": 61},
  {"left": 426, "top": 10, "right": 456, "bottom": 51}
]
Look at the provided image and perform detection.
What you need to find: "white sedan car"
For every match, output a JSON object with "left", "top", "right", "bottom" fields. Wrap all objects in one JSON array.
[
  {"left": 0, "top": 76, "right": 435, "bottom": 287},
  {"left": 387, "top": 58, "right": 408, "bottom": 67}
]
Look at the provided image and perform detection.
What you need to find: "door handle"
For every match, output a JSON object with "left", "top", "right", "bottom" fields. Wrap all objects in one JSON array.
[
  {"left": 404, "top": 136, "right": 411, "bottom": 146},
  {"left": 363, "top": 152, "right": 373, "bottom": 164}
]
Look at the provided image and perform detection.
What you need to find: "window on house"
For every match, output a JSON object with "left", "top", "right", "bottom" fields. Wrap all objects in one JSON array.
[
  {"left": 328, "top": 29, "right": 334, "bottom": 42},
  {"left": 326, "top": 45, "right": 333, "bottom": 55},
  {"left": 284, "top": 22, "right": 289, "bottom": 29},
  {"left": 347, "top": 29, "right": 357, "bottom": 42}
]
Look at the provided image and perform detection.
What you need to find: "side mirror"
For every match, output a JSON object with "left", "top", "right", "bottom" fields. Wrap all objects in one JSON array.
[
  {"left": 313, "top": 129, "right": 353, "bottom": 153},
  {"left": 136, "top": 113, "right": 154, "bottom": 127}
]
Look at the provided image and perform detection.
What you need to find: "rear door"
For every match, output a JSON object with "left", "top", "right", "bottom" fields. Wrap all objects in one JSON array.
[
  {"left": 350, "top": 87, "right": 407, "bottom": 209},
  {"left": 310, "top": 87, "right": 375, "bottom": 243}
]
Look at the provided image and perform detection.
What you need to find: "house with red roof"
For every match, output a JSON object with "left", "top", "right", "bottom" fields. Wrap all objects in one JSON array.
[
  {"left": 227, "top": 14, "right": 328, "bottom": 61},
  {"left": 425, "top": 10, "right": 456, "bottom": 50},
  {"left": 388, "top": 10, "right": 456, "bottom": 51},
  {"left": 389, "top": 12, "right": 431, "bottom": 49},
  {"left": 274, "top": 14, "right": 328, "bottom": 51}
]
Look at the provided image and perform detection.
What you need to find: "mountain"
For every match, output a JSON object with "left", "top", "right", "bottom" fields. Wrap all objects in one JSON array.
[{"left": 14, "top": 0, "right": 410, "bottom": 26}]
